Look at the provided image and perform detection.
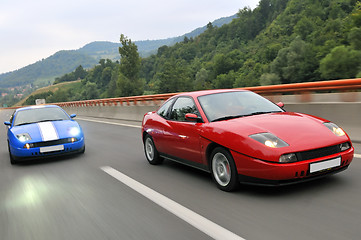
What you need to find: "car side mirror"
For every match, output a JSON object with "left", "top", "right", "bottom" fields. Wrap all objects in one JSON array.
[
  {"left": 70, "top": 114, "right": 77, "bottom": 118},
  {"left": 185, "top": 113, "right": 202, "bottom": 123},
  {"left": 276, "top": 102, "right": 284, "bottom": 108},
  {"left": 4, "top": 121, "right": 11, "bottom": 126}
]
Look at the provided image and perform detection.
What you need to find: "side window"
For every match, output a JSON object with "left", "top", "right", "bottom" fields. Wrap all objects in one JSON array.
[
  {"left": 157, "top": 98, "right": 175, "bottom": 119},
  {"left": 170, "top": 97, "right": 199, "bottom": 121}
]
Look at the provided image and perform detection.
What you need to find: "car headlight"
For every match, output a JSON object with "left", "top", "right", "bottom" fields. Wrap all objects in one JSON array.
[
  {"left": 16, "top": 133, "right": 31, "bottom": 142},
  {"left": 69, "top": 127, "right": 81, "bottom": 136},
  {"left": 279, "top": 153, "right": 298, "bottom": 163},
  {"left": 323, "top": 122, "right": 345, "bottom": 136},
  {"left": 249, "top": 132, "right": 289, "bottom": 148}
]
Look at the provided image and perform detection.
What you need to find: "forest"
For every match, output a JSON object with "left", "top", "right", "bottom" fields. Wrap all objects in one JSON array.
[{"left": 23, "top": 0, "right": 361, "bottom": 105}]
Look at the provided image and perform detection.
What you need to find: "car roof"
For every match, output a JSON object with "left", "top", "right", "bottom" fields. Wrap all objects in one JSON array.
[
  {"left": 14, "top": 105, "right": 61, "bottom": 113},
  {"left": 173, "top": 89, "right": 249, "bottom": 98}
]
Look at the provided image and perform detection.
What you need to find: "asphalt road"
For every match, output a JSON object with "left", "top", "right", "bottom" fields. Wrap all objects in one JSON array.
[{"left": 0, "top": 109, "right": 360, "bottom": 240}]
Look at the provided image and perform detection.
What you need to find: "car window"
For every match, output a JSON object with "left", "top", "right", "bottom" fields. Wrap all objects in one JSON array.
[
  {"left": 198, "top": 91, "right": 283, "bottom": 122},
  {"left": 169, "top": 97, "right": 199, "bottom": 121},
  {"left": 157, "top": 98, "right": 175, "bottom": 119},
  {"left": 14, "top": 107, "right": 70, "bottom": 126}
]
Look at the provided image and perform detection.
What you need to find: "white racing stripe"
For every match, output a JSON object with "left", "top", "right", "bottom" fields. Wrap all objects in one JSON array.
[
  {"left": 101, "top": 166, "right": 245, "bottom": 240},
  {"left": 37, "top": 122, "right": 59, "bottom": 141},
  {"left": 76, "top": 117, "right": 141, "bottom": 128}
]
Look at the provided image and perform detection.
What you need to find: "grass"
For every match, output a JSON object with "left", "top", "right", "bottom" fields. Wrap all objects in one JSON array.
[{"left": 15, "top": 80, "right": 81, "bottom": 106}]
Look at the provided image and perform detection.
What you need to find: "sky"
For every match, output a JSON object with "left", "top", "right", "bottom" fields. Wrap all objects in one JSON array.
[{"left": 0, "top": 0, "right": 259, "bottom": 74}]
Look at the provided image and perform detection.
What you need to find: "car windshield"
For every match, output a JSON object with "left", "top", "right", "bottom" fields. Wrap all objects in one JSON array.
[
  {"left": 198, "top": 91, "right": 284, "bottom": 122},
  {"left": 13, "top": 107, "right": 70, "bottom": 126}
]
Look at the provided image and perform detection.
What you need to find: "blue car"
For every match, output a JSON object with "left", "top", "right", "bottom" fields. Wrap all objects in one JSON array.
[{"left": 4, "top": 105, "right": 85, "bottom": 164}]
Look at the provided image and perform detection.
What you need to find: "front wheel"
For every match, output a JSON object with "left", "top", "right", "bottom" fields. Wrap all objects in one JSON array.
[
  {"left": 8, "top": 141, "right": 16, "bottom": 165},
  {"left": 144, "top": 135, "right": 163, "bottom": 165},
  {"left": 210, "top": 147, "right": 239, "bottom": 192}
]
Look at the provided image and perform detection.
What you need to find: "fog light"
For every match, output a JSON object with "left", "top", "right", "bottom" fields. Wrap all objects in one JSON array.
[
  {"left": 279, "top": 153, "right": 297, "bottom": 163},
  {"left": 24, "top": 143, "right": 30, "bottom": 149},
  {"left": 340, "top": 142, "right": 351, "bottom": 151}
]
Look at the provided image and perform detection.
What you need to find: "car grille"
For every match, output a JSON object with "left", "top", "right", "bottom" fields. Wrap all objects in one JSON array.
[
  {"left": 29, "top": 138, "right": 78, "bottom": 148},
  {"left": 296, "top": 144, "right": 341, "bottom": 161}
]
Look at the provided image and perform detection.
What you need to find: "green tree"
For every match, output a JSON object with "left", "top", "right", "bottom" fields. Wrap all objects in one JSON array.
[
  {"left": 260, "top": 73, "right": 281, "bottom": 85},
  {"left": 74, "top": 65, "right": 87, "bottom": 79},
  {"left": 348, "top": 27, "right": 361, "bottom": 50},
  {"left": 320, "top": 45, "right": 361, "bottom": 79},
  {"left": 270, "top": 37, "right": 318, "bottom": 83},
  {"left": 117, "top": 34, "right": 143, "bottom": 96}
]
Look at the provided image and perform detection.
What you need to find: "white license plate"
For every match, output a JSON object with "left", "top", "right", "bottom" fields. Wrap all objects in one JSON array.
[
  {"left": 40, "top": 145, "right": 64, "bottom": 153},
  {"left": 309, "top": 157, "right": 341, "bottom": 173}
]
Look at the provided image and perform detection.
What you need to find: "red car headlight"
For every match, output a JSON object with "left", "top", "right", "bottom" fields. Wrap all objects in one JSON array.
[
  {"left": 249, "top": 132, "right": 289, "bottom": 148},
  {"left": 323, "top": 122, "right": 345, "bottom": 137}
]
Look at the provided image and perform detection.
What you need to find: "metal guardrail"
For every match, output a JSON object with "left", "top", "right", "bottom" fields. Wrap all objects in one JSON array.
[
  {"left": 55, "top": 78, "right": 361, "bottom": 107},
  {"left": 2, "top": 78, "right": 361, "bottom": 110}
]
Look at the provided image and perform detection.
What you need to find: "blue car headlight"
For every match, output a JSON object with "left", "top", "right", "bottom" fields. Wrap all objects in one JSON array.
[
  {"left": 249, "top": 132, "right": 289, "bottom": 148},
  {"left": 69, "top": 127, "right": 81, "bottom": 136},
  {"left": 16, "top": 133, "right": 31, "bottom": 142}
]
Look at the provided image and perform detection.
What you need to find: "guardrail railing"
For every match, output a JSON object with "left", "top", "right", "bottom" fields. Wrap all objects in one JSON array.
[
  {"left": 55, "top": 78, "right": 361, "bottom": 107},
  {"left": 3, "top": 78, "right": 361, "bottom": 109}
]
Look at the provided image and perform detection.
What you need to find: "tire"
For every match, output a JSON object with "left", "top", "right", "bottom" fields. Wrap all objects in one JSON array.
[
  {"left": 210, "top": 147, "right": 239, "bottom": 192},
  {"left": 80, "top": 145, "right": 85, "bottom": 154},
  {"left": 8, "top": 141, "right": 16, "bottom": 165},
  {"left": 144, "top": 135, "right": 163, "bottom": 165}
]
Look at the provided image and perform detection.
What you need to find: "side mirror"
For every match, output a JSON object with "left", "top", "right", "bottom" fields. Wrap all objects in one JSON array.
[
  {"left": 276, "top": 102, "right": 284, "bottom": 108},
  {"left": 185, "top": 113, "right": 202, "bottom": 123},
  {"left": 70, "top": 114, "right": 77, "bottom": 118},
  {"left": 4, "top": 121, "right": 11, "bottom": 126}
]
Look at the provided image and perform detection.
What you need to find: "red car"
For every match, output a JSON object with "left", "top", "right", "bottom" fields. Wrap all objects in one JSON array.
[{"left": 141, "top": 89, "right": 354, "bottom": 191}]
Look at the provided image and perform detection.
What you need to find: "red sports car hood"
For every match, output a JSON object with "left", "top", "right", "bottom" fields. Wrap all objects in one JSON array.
[{"left": 201, "top": 112, "right": 350, "bottom": 161}]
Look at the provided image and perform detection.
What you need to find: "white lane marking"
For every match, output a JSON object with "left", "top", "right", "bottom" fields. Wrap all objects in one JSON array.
[
  {"left": 37, "top": 122, "right": 59, "bottom": 141},
  {"left": 76, "top": 117, "right": 141, "bottom": 128},
  {"left": 354, "top": 154, "right": 361, "bottom": 158},
  {"left": 101, "top": 166, "right": 245, "bottom": 240}
]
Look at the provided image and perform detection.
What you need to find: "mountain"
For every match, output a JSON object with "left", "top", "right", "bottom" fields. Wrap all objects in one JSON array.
[{"left": 0, "top": 14, "right": 237, "bottom": 89}]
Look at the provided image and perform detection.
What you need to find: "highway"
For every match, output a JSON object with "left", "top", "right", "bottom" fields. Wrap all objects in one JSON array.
[{"left": 0, "top": 109, "right": 360, "bottom": 240}]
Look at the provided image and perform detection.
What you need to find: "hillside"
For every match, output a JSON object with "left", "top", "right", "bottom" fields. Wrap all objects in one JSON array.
[
  {"left": 16, "top": 80, "right": 82, "bottom": 106},
  {"left": 11, "top": 0, "right": 361, "bottom": 107},
  {"left": 0, "top": 14, "right": 237, "bottom": 89}
]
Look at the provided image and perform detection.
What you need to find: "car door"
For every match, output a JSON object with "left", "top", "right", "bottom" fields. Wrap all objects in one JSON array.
[{"left": 161, "top": 96, "right": 203, "bottom": 164}]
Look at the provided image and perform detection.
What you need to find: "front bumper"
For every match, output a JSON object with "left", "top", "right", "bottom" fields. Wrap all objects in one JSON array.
[
  {"left": 10, "top": 138, "right": 85, "bottom": 161},
  {"left": 231, "top": 147, "right": 354, "bottom": 186}
]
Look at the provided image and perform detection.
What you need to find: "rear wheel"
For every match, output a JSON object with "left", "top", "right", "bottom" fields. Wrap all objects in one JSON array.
[
  {"left": 210, "top": 147, "right": 239, "bottom": 191},
  {"left": 144, "top": 135, "right": 163, "bottom": 165}
]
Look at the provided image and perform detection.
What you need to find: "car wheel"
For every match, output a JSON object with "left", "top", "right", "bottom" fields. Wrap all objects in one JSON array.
[
  {"left": 144, "top": 135, "right": 163, "bottom": 165},
  {"left": 80, "top": 145, "right": 85, "bottom": 154},
  {"left": 210, "top": 147, "right": 239, "bottom": 192},
  {"left": 8, "top": 141, "right": 16, "bottom": 165}
]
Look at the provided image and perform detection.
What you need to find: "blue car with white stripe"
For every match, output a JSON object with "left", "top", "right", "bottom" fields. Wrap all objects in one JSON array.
[{"left": 4, "top": 105, "right": 85, "bottom": 164}]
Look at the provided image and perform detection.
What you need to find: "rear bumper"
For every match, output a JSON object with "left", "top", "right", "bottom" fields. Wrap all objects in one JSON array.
[{"left": 231, "top": 147, "right": 354, "bottom": 186}]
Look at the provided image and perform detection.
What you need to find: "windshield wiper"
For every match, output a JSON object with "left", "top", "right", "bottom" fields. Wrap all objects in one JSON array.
[
  {"left": 14, "top": 122, "right": 34, "bottom": 126},
  {"left": 37, "top": 119, "right": 64, "bottom": 123},
  {"left": 241, "top": 110, "right": 283, "bottom": 117},
  {"left": 212, "top": 115, "right": 244, "bottom": 122},
  {"left": 211, "top": 111, "right": 282, "bottom": 122}
]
